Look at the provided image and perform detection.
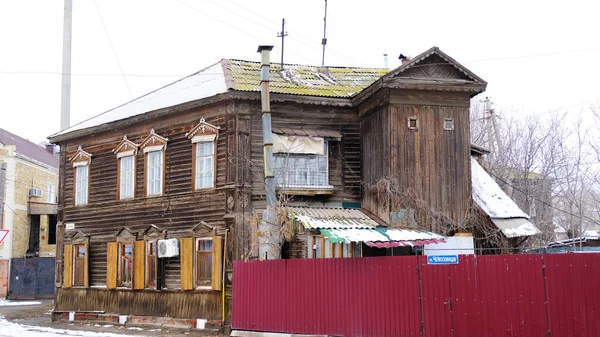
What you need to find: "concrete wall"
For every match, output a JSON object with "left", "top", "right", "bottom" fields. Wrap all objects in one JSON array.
[{"left": 0, "top": 260, "right": 7, "bottom": 297}]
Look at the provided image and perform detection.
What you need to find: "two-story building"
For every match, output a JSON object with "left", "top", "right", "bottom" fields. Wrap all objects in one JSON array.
[
  {"left": 0, "top": 128, "right": 59, "bottom": 297},
  {"left": 47, "top": 46, "right": 535, "bottom": 327}
]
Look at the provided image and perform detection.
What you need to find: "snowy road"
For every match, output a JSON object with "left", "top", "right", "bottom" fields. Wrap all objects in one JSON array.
[{"left": 0, "top": 317, "right": 147, "bottom": 337}]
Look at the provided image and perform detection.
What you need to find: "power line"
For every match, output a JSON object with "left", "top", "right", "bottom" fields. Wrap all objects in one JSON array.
[
  {"left": 486, "top": 169, "right": 600, "bottom": 226},
  {"left": 92, "top": 0, "right": 133, "bottom": 98},
  {"left": 0, "top": 70, "right": 199, "bottom": 77}
]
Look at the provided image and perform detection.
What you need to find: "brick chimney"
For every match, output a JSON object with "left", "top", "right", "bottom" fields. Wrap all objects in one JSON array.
[{"left": 399, "top": 53, "right": 411, "bottom": 66}]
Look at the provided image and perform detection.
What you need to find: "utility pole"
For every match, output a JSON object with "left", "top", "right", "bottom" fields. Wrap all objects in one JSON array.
[
  {"left": 0, "top": 162, "right": 5, "bottom": 229},
  {"left": 277, "top": 18, "right": 288, "bottom": 69},
  {"left": 321, "top": 0, "right": 328, "bottom": 66},
  {"left": 484, "top": 97, "right": 502, "bottom": 155},
  {"left": 60, "top": 0, "right": 73, "bottom": 131}
]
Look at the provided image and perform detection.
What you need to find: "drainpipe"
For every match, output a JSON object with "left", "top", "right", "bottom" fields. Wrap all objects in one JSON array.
[{"left": 257, "top": 45, "right": 280, "bottom": 260}]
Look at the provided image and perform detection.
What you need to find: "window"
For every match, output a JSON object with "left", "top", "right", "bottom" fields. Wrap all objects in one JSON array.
[
  {"left": 444, "top": 118, "right": 455, "bottom": 131},
  {"left": 75, "top": 165, "right": 88, "bottom": 205},
  {"left": 73, "top": 244, "right": 86, "bottom": 286},
  {"left": 196, "top": 239, "right": 213, "bottom": 287},
  {"left": 119, "top": 155, "right": 135, "bottom": 199},
  {"left": 408, "top": 117, "right": 419, "bottom": 130},
  {"left": 146, "top": 241, "right": 157, "bottom": 289},
  {"left": 48, "top": 215, "right": 57, "bottom": 245},
  {"left": 274, "top": 142, "right": 329, "bottom": 188},
  {"left": 147, "top": 151, "right": 163, "bottom": 196},
  {"left": 195, "top": 141, "right": 215, "bottom": 189},
  {"left": 309, "top": 235, "right": 359, "bottom": 258},
  {"left": 119, "top": 242, "right": 134, "bottom": 287},
  {"left": 47, "top": 183, "right": 55, "bottom": 203}
]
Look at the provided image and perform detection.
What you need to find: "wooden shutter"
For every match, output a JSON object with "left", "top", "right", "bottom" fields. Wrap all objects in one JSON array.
[
  {"left": 83, "top": 243, "right": 89, "bottom": 288},
  {"left": 106, "top": 242, "right": 118, "bottom": 289},
  {"left": 63, "top": 244, "right": 73, "bottom": 288},
  {"left": 133, "top": 240, "right": 145, "bottom": 290},
  {"left": 211, "top": 236, "right": 223, "bottom": 291},
  {"left": 180, "top": 237, "right": 194, "bottom": 290}
]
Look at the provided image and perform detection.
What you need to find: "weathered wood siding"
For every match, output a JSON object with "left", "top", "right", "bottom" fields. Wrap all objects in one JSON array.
[
  {"left": 59, "top": 102, "right": 233, "bottom": 287},
  {"left": 361, "top": 90, "right": 472, "bottom": 227},
  {"left": 55, "top": 288, "right": 221, "bottom": 319}
]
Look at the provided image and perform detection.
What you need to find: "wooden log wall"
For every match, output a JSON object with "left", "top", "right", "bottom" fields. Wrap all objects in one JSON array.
[
  {"left": 59, "top": 102, "right": 234, "bottom": 287},
  {"left": 361, "top": 89, "right": 472, "bottom": 228},
  {"left": 55, "top": 287, "right": 221, "bottom": 319}
]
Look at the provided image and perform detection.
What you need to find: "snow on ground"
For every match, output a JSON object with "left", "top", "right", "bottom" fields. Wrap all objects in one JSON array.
[
  {"left": 0, "top": 316, "right": 147, "bottom": 337},
  {"left": 0, "top": 299, "right": 41, "bottom": 306}
]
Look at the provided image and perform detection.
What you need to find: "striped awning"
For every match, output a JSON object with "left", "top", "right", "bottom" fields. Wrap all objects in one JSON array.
[{"left": 289, "top": 207, "right": 445, "bottom": 247}]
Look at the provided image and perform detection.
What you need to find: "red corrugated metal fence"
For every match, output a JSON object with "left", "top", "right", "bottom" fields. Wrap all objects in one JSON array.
[{"left": 232, "top": 254, "right": 600, "bottom": 337}]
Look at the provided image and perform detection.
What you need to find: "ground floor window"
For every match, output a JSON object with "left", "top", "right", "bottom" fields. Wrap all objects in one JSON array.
[
  {"left": 146, "top": 241, "right": 157, "bottom": 289},
  {"left": 309, "top": 234, "right": 360, "bottom": 258},
  {"left": 196, "top": 238, "right": 213, "bottom": 287},
  {"left": 119, "top": 242, "right": 134, "bottom": 287}
]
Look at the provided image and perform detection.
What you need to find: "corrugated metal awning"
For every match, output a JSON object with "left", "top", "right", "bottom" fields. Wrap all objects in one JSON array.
[
  {"left": 289, "top": 207, "right": 445, "bottom": 246},
  {"left": 490, "top": 218, "right": 541, "bottom": 238}
]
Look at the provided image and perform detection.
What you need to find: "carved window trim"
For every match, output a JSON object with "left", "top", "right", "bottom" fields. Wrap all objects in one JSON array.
[
  {"left": 140, "top": 129, "right": 168, "bottom": 197},
  {"left": 70, "top": 146, "right": 92, "bottom": 206},
  {"left": 187, "top": 118, "right": 220, "bottom": 191},
  {"left": 114, "top": 136, "right": 139, "bottom": 200}
]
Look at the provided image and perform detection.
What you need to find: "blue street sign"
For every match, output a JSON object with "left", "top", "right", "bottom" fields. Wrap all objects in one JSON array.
[{"left": 427, "top": 255, "right": 459, "bottom": 265}]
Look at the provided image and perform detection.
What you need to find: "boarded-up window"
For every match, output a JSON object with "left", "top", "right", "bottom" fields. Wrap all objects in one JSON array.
[
  {"left": 119, "top": 242, "right": 134, "bottom": 287},
  {"left": 408, "top": 117, "right": 419, "bottom": 130},
  {"left": 444, "top": 118, "right": 455, "bottom": 131},
  {"left": 147, "top": 241, "right": 157, "bottom": 289}
]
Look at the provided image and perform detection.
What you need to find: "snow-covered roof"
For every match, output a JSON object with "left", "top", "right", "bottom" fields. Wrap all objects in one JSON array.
[
  {"left": 471, "top": 159, "right": 529, "bottom": 219},
  {"left": 471, "top": 158, "right": 541, "bottom": 237},
  {"left": 51, "top": 62, "right": 227, "bottom": 137}
]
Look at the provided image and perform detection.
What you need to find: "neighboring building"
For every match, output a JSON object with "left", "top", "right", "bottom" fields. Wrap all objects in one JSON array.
[
  {"left": 47, "top": 47, "right": 532, "bottom": 325},
  {"left": 0, "top": 128, "right": 59, "bottom": 297}
]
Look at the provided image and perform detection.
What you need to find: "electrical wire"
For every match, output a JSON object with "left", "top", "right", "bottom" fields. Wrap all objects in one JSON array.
[
  {"left": 486, "top": 169, "right": 600, "bottom": 226},
  {"left": 92, "top": 0, "right": 133, "bottom": 99}
]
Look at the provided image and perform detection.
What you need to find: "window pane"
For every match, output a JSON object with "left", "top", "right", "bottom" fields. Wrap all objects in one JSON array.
[
  {"left": 75, "top": 166, "right": 88, "bottom": 205},
  {"left": 147, "top": 151, "right": 162, "bottom": 195}
]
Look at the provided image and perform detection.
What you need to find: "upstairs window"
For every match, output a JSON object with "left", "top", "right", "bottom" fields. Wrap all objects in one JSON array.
[
  {"left": 195, "top": 141, "right": 215, "bottom": 189},
  {"left": 272, "top": 133, "right": 331, "bottom": 189},
  {"left": 140, "top": 129, "right": 168, "bottom": 197},
  {"left": 70, "top": 146, "right": 92, "bottom": 206},
  {"left": 187, "top": 118, "right": 220, "bottom": 190},
  {"left": 47, "top": 183, "right": 55, "bottom": 204},
  {"left": 75, "top": 166, "right": 88, "bottom": 205},
  {"left": 113, "top": 135, "right": 138, "bottom": 200},
  {"left": 147, "top": 151, "right": 163, "bottom": 196}
]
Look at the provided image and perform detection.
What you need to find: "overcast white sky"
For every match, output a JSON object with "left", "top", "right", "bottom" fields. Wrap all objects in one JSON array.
[{"left": 1, "top": 0, "right": 599, "bottom": 143}]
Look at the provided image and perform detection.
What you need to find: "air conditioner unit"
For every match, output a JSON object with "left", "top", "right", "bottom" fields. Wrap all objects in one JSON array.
[
  {"left": 28, "top": 188, "right": 43, "bottom": 197},
  {"left": 158, "top": 238, "right": 179, "bottom": 258}
]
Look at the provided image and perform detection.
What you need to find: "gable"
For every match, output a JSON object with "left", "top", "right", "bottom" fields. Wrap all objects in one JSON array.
[{"left": 395, "top": 54, "right": 472, "bottom": 81}]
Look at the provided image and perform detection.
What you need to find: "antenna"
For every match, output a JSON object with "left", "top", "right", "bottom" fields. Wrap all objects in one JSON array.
[
  {"left": 277, "top": 18, "right": 288, "bottom": 69},
  {"left": 321, "top": 0, "right": 328, "bottom": 66}
]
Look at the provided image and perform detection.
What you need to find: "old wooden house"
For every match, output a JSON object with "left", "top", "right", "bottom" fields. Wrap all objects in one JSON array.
[{"left": 48, "top": 46, "right": 522, "bottom": 327}]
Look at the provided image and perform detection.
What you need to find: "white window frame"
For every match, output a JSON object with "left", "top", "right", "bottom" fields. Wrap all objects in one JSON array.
[
  {"left": 47, "top": 183, "right": 55, "bottom": 204},
  {"left": 74, "top": 164, "right": 88, "bottom": 205},
  {"left": 119, "top": 155, "right": 135, "bottom": 199},
  {"left": 195, "top": 141, "right": 215, "bottom": 189},
  {"left": 273, "top": 141, "right": 331, "bottom": 189},
  {"left": 146, "top": 150, "right": 163, "bottom": 196}
]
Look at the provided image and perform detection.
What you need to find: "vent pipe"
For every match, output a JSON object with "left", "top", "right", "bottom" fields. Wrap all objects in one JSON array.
[{"left": 383, "top": 53, "right": 389, "bottom": 69}]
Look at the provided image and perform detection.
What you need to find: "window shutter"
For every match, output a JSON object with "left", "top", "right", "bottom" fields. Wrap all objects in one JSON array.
[
  {"left": 83, "top": 243, "right": 89, "bottom": 288},
  {"left": 133, "top": 240, "right": 145, "bottom": 290},
  {"left": 106, "top": 242, "right": 118, "bottom": 289},
  {"left": 180, "top": 237, "right": 194, "bottom": 290},
  {"left": 63, "top": 244, "right": 73, "bottom": 288},
  {"left": 211, "top": 236, "right": 223, "bottom": 291}
]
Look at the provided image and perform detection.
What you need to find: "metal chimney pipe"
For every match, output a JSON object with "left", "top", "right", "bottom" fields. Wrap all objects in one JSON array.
[
  {"left": 257, "top": 45, "right": 276, "bottom": 207},
  {"left": 383, "top": 54, "right": 389, "bottom": 69}
]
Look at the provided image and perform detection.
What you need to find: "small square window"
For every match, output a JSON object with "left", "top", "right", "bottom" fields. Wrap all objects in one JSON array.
[
  {"left": 408, "top": 117, "right": 418, "bottom": 130},
  {"left": 444, "top": 118, "right": 455, "bottom": 131}
]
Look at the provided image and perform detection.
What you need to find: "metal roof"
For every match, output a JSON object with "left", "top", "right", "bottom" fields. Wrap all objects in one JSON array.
[
  {"left": 490, "top": 218, "right": 541, "bottom": 238},
  {"left": 227, "top": 60, "right": 389, "bottom": 98},
  {"left": 289, "top": 207, "right": 378, "bottom": 229},
  {"left": 289, "top": 207, "right": 445, "bottom": 247},
  {"left": 0, "top": 128, "right": 59, "bottom": 169}
]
